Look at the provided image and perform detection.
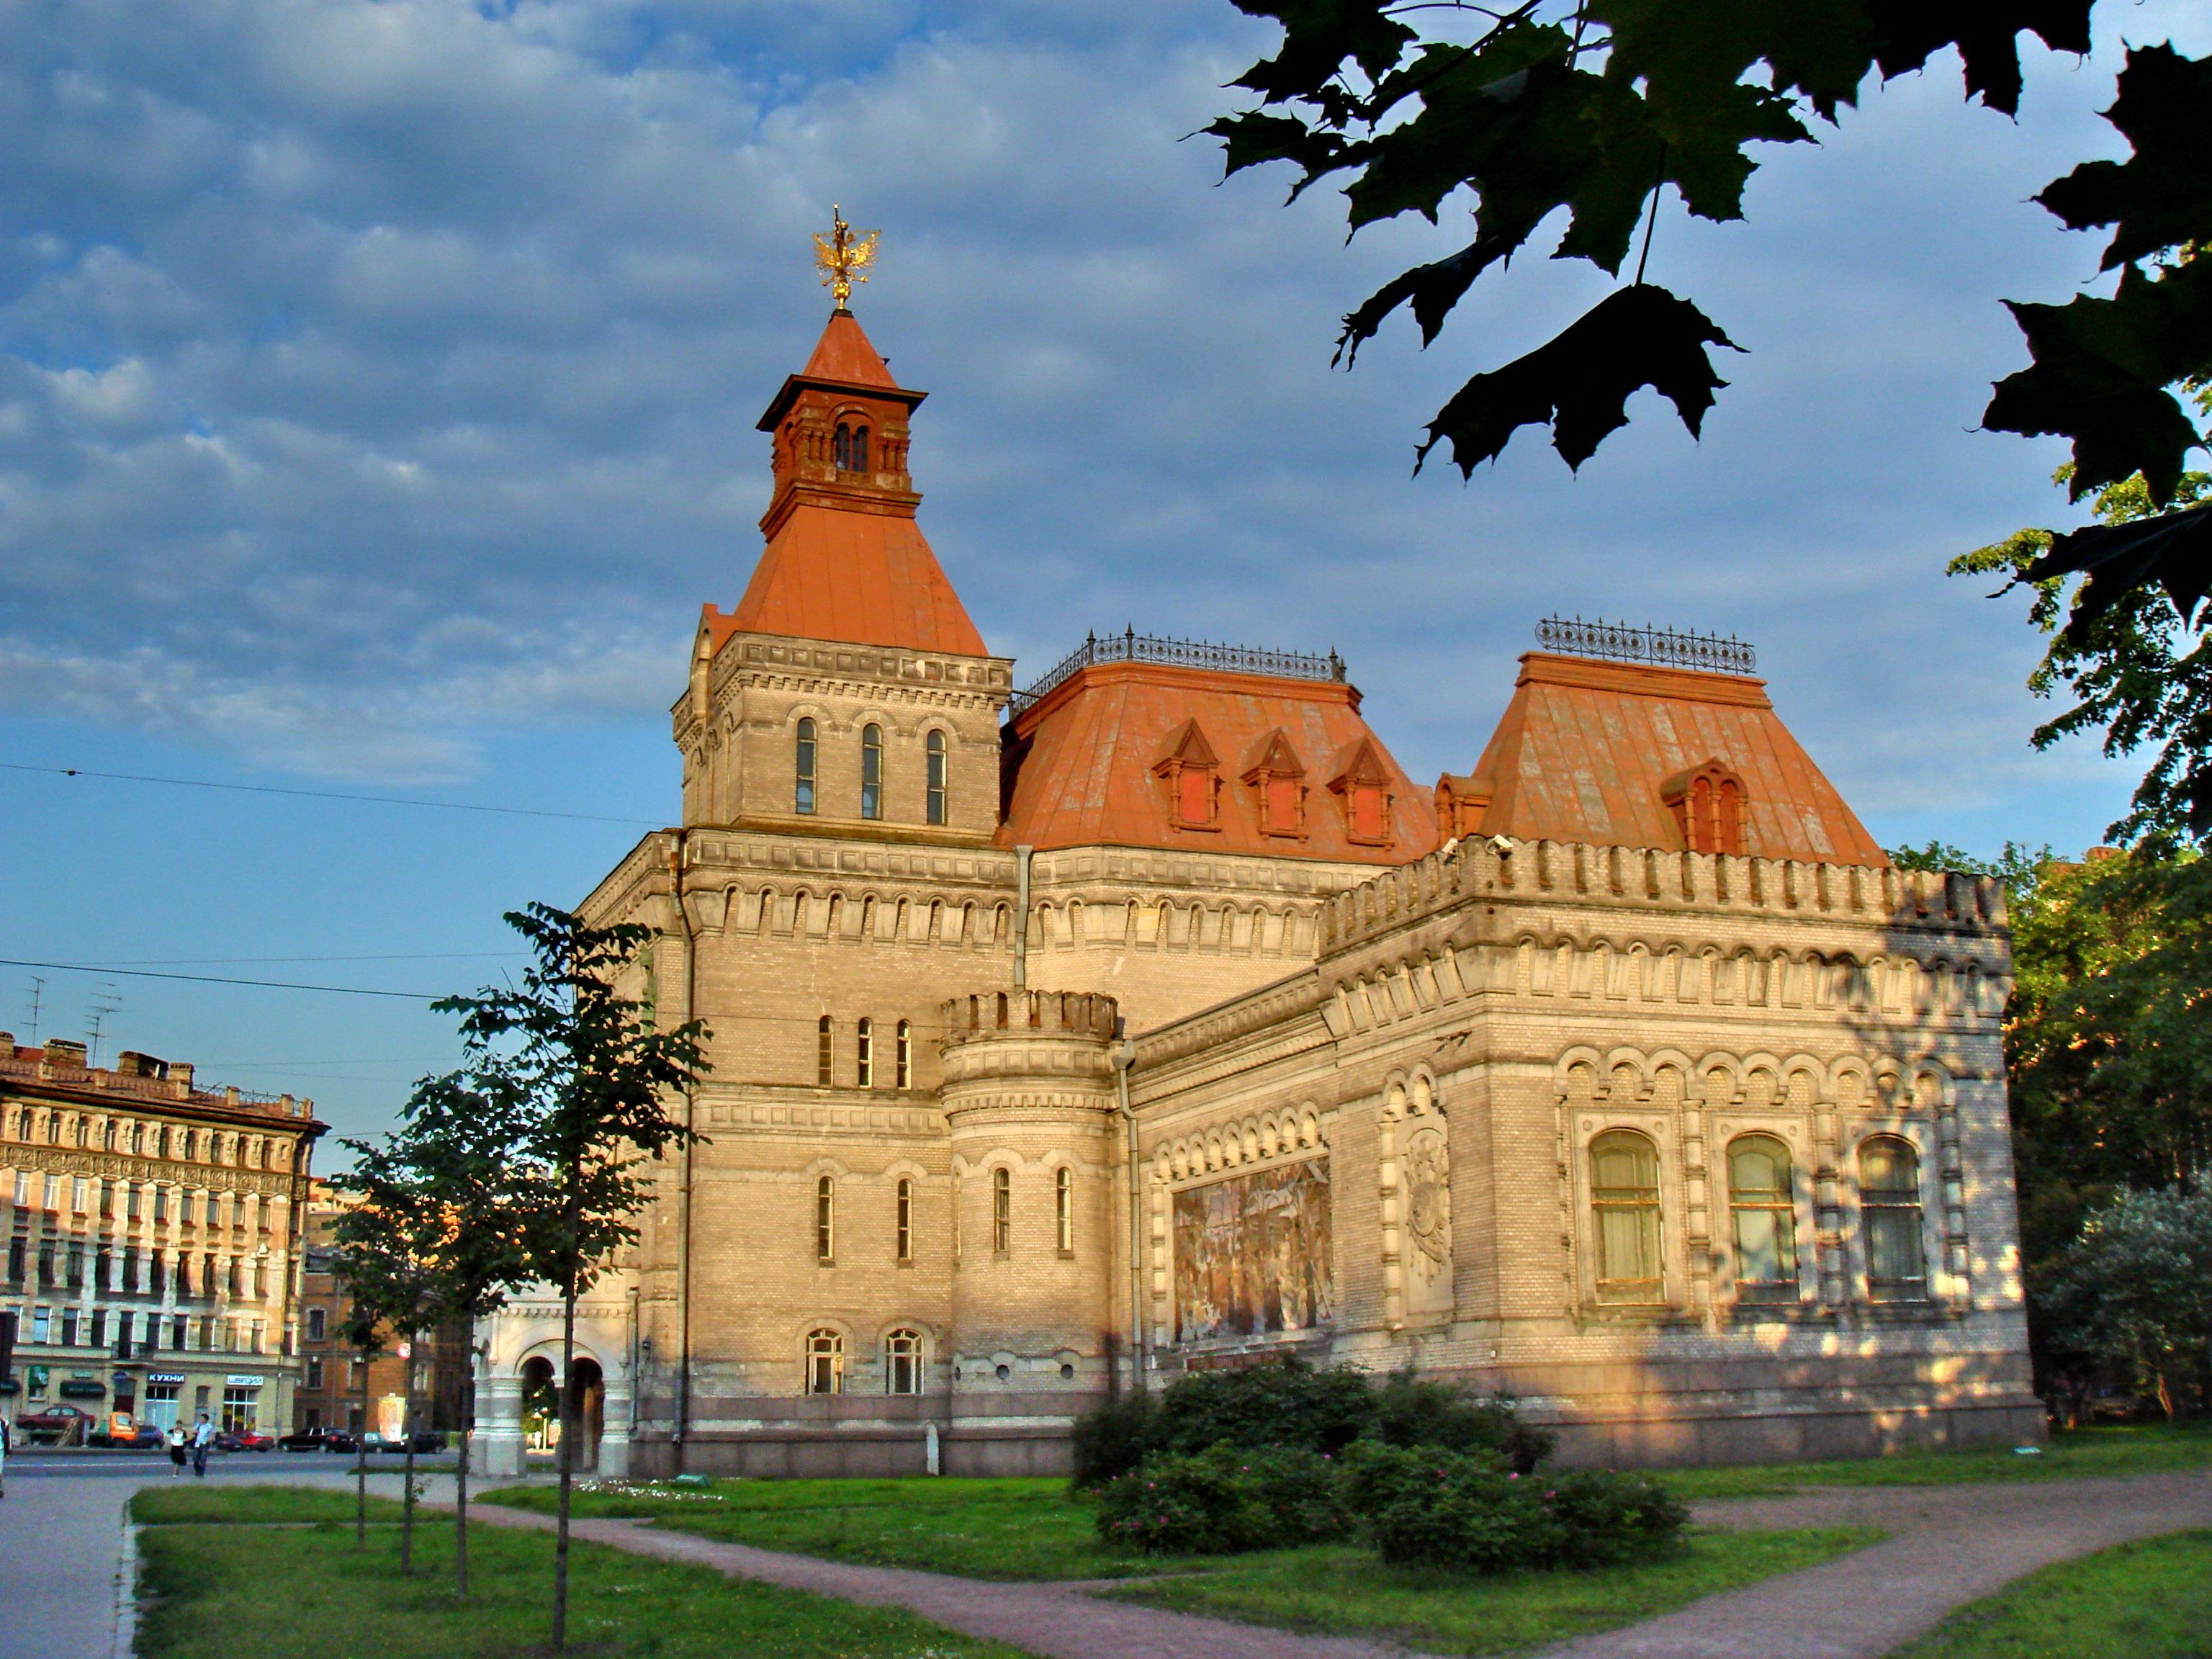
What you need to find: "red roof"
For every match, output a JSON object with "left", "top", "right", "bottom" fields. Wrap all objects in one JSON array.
[
  {"left": 801, "top": 309, "right": 897, "bottom": 388},
  {"left": 1000, "top": 657, "right": 1438, "bottom": 860},
  {"left": 723, "top": 506, "right": 987, "bottom": 657},
  {"left": 1458, "top": 653, "right": 1888, "bottom": 866}
]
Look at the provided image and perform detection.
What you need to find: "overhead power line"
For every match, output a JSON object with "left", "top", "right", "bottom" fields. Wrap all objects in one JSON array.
[
  {"left": 1, "top": 762, "right": 662, "bottom": 827},
  {"left": 0, "top": 958, "right": 441, "bottom": 1001}
]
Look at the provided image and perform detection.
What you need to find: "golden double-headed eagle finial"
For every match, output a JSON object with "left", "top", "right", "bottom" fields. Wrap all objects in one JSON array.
[{"left": 813, "top": 205, "right": 880, "bottom": 310}]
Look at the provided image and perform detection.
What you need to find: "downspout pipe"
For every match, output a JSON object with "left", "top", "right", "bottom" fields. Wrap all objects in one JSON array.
[
  {"left": 667, "top": 830, "right": 697, "bottom": 1467},
  {"left": 1111, "top": 1033, "right": 1145, "bottom": 1395},
  {"left": 1014, "top": 844, "right": 1033, "bottom": 993}
]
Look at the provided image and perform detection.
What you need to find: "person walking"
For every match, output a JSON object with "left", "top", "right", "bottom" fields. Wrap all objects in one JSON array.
[
  {"left": 190, "top": 1413, "right": 215, "bottom": 1478},
  {"left": 1, "top": 1411, "right": 10, "bottom": 1500},
  {"left": 165, "top": 1422, "right": 189, "bottom": 1477}
]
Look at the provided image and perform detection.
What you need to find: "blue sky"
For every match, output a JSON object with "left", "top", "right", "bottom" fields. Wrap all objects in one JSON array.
[{"left": 0, "top": 0, "right": 2200, "bottom": 1149}]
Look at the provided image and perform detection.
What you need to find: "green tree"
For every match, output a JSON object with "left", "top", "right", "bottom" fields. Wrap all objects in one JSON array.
[
  {"left": 2036, "top": 1186, "right": 2212, "bottom": 1420},
  {"left": 1954, "top": 467, "right": 2212, "bottom": 845},
  {"left": 1208, "top": 4, "right": 2211, "bottom": 619},
  {"left": 436, "top": 903, "right": 708, "bottom": 1650},
  {"left": 341, "top": 1069, "right": 541, "bottom": 1599}
]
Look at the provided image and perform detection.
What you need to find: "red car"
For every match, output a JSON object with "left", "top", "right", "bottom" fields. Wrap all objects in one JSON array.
[
  {"left": 15, "top": 1403, "right": 96, "bottom": 1441},
  {"left": 214, "top": 1429, "right": 276, "bottom": 1452}
]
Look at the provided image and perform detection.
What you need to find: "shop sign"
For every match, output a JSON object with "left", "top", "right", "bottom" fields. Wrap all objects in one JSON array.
[
  {"left": 58, "top": 1380, "right": 107, "bottom": 1398},
  {"left": 27, "top": 1364, "right": 49, "bottom": 1392},
  {"left": 148, "top": 1374, "right": 187, "bottom": 1385},
  {"left": 224, "top": 1375, "right": 264, "bottom": 1388}
]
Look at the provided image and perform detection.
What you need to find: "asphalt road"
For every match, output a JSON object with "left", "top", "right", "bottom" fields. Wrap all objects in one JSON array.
[{"left": 0, "top": 1449, "right": 451, "bottom": 1659}]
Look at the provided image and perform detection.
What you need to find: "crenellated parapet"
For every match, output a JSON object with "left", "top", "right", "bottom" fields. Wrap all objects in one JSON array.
[
  {"left": 938, "top": 991, "right": 1120, "bottom": 1105},
  {"left": 1321, "top": 837, "right": 2007, "bottom": 955}
]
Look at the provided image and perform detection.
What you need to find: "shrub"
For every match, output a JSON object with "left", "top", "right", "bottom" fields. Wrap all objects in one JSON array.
[
  {"left": 1094, "top": 1442, "right": 1349, "bottom": 1555},
  {"left": 1069, "top": 1390, "right": 1156, "bottom": 1490},
  {"left": 1367, "top": 1370, "right": 1556, "bottom": 1473},
  {"left": 1341, "top": 1442, "right": 1686, "bottom": 1572},
  {"left": 1147, "top": 1357, "right": 1375, "bottom": 1461}
]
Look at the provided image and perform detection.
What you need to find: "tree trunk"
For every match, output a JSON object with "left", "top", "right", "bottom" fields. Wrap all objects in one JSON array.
[
  {"left": 400, "top": 1344, "right": 418, "bottom": 1573},
  {"left": 455, "top": 1334, "right": 475, "bottom": 1601},
  {"left": 551, "top": 1271, "right": 578, "bottom": 1650},
  {"left": 355, "top": 1349, "right": 371, "bottom": 1550}
]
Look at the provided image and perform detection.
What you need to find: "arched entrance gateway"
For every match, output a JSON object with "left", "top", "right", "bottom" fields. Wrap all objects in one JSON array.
[{"left": 472, "top": 1339, "right": 629, "bottom": 1479}]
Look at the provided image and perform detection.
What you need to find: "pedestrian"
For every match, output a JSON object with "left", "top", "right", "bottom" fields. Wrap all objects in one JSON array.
[
  {"left": 166, "top": 1422, "right": 189, "bottom": 1477},
  {"left": 190, "top": 1413, "right": 214, "bottom": 1478},
  {"left": 1, "top": 1411, "right": 10, "bottom": 1500}
]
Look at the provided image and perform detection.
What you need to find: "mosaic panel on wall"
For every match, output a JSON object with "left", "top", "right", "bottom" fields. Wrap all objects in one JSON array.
[{"left": 1172, "top": 1157, "right": 1333, "bottom": 1342}]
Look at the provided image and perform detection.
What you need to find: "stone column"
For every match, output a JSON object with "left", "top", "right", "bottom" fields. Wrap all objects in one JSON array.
[
  {"left": 475, "top": 1372, "right": 526, "bottom": 1478},
  {"left": 598, "top": 1372, "right": 634, "bottom": 1478}
]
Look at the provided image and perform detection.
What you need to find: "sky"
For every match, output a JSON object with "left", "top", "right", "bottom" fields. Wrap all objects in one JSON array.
[{"left": 0, "top": 0, "right": 2202, "bottom": 1151}]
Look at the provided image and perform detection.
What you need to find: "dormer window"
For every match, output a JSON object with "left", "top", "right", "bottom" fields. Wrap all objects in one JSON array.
[
  {"left": 1327, "top": 737, "right": 1395, "bottom": 846},
  {"left": 834, "top": 421, "right": 870, "bottom": 472},
  {"left": 1660, "top": 760, "right": 1748, "bottom": 855},
  {"left": 1152, "top": 718, "right": 1221, "bottom": 830},
  {"left": 1241, "top": 729, "right": 1308, "bottom": 837}
]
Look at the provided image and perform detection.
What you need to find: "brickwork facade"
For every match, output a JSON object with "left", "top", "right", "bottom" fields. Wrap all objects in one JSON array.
[{"left": 472, "top": 303, "right": 2040, "bottom": 1476}]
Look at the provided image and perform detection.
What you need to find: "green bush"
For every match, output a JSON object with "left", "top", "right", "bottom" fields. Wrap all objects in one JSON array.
[
  {"left": 1070, "top": 1390, "right": 1157, "bottom": 1489},
  {"left": 1094, "top": 1442, "right": 1349, "bottom": 1555},
  {"left": 1367, "top": 1370, "right": 1555, "bottom": 1473},
  {"left": 1341, "top": 1442, "right": 1688, "bottom": 1572}
]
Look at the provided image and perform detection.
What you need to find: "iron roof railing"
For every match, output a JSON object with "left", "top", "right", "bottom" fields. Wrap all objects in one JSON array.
[
  {"left": 1010, "top": 629, "right": 1345, "bottom": 712},
  {"left": 1534, "top": 616, "right": 1756, "bottom": 676}
]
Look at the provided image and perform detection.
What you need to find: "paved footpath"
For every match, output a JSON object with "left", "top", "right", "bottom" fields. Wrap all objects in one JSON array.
[{"left": 460, "top": 1466, "right": 2212, "bottom": 1659}]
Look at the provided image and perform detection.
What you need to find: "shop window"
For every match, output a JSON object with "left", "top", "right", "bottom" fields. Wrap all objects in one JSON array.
[
  {"left": 804, "top": 1328, "right": 845, "bottom": 1394},
  {"left": 1859, "top": 1137, "right": 1928, "bottom": 1302},
  {"left": 1727, "top": 1135, "right": 1799, "bottom": 1303},
  {"left": 926, "top": 730, "right": 948, "bottom": 825},
  {"left": 885, "top": 1328, "right": 925, "bottom": 1395},
  {"left": 1589, "top": 1130, "right": 1664, "bottom": 1305}
]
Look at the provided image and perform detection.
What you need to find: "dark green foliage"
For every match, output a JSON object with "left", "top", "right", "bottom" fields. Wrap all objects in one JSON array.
[
  {"left": 1094, "top": 1443, "right": 1349, "bottom": 1555},
  {"left": 1416, "top": 284, "right": 1739, "bottom": 475},
  {"left": 1367, "top": 1370, "right": 1555, "bottom": 1473},
  {"left": 1210, "top": 1, "right": 2209, "bottom": 585},
  {"left": 1069, "top": 1391, "right": 1157, "bottom": 1490},
  {"left": 1340, "top": 1442, "right": 1688, "bottom": 1571}
]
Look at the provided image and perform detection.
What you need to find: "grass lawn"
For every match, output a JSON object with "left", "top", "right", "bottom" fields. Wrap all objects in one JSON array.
[
  {"left": 1107, "top": 1527, "right": 1882, "bottom": 1655},
  {"left": 132, "top": 1483, "right": 410, "bottom": 1525},
  {"left": 1889, "top": 1529, "right": 2212, "bottom": 1659},
  {"left": 133, "top": 1497, "right": 1028, "bottom": 1659},
  {"left": 477, "top": 1476, "right": 1165, "bottom": 1580},
  {"left": 1660, "top": 1422, "right": 2211, "bottom": 1501}
]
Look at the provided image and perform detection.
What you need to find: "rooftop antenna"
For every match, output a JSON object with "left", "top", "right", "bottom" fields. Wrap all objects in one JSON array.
[
  {"left": 86, "top": 984, "right": 121, "bottom": 1069},
  {"left": 24, "top": 976, "right": 44, "bottom": 1044}
]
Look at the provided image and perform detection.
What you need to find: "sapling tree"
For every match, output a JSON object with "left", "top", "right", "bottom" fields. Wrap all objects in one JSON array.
[
  {"left": 436, "top": 903, "right": 707, "bottom": 1650},
  {"left": 336, "top": 1302, "right": 383, "bottom": 1550}
]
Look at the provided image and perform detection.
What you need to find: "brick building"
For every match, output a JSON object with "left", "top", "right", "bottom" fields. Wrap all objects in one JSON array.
[
  {"left": 1, "top": 1038, "right": 322, "bottom": 1437},
  {"left": 471, "top": 297, "right": 2039, "bottom": 1478}
]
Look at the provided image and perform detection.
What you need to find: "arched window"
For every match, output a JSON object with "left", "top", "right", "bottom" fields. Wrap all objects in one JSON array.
[
  {"left": 1055, "top": 1166, "right": 1074, "bottom": 1254},
  {"left": 1727, "top": 1134, "right": 1799, "bottom": 1303},
  {"left": 817, "top": 1016, "right": 834, "bottom": 1087},
  {"left": 896, "top": 1177, "right": 914, "bottom": 1262},
  {"left": 1858, "top": 1137, "right": 1927, "bottom": 1301},
  {"left": 833, "top": 422, "right": 869, "bottom": 473},
  {"left": 804, "top": 1327, "right": 844, "bottom": 1394},
  {"left": 885, "top": 1327, "right": 925, "bottom": 1395},
  {"left": 816, "top": 1174, "right": 835, "bottom": 1262},
  {"left": 925, "top": 729, "right": 948, "bottom": 825},
  {"left": 1589, "top": 1130, "right": 1663, "bottom": 1304},
  {"left": 895, "top": 1020, "right": 912, "bottom": 1089},
  {"left": 794, "top": 718, "right": 817, "bottom": 815},
  {"left": 855, "top": 1018, "right": 874, "bottom": 1088},
  {"left": 860, "top": 723, "right": 884, "bottom": 819},
  {"left": 992, "top": 1166, "right": 1012, "bottom": 1255}
]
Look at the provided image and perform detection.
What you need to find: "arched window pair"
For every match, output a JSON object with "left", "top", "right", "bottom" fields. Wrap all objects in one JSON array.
[
  {"left": 807, "top": 1326, "right": 925, "bottom": 1395},
  {"left": 833, "top": 422, "right": 870, "bottom": 472},
  {"left": 1591, "top": 1130, "right": 1925, "bottom": 1307},
  {"left": 854, "top": 1019, "right": 914, "bottom": 1089},
  {"left": 982, "top": 1166, "right": 1074, "bottom": 1257},
  {"left": 796, "top": 721, "right": 943, "bottom": 823}
]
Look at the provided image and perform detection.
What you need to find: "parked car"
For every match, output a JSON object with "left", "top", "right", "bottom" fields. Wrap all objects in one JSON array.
[
  {"left": 213, "top": 1429, "right": 276, "bottom": 1452},
  {"left": 89, "top": 1413, "right": 165, "bottom": 1449},
  {"left": 15, "top": 1403, "right": 96, "bottom": 1442},
  {"left": 277, "top": 1428, "right": 359, "bottom": 1453}
]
